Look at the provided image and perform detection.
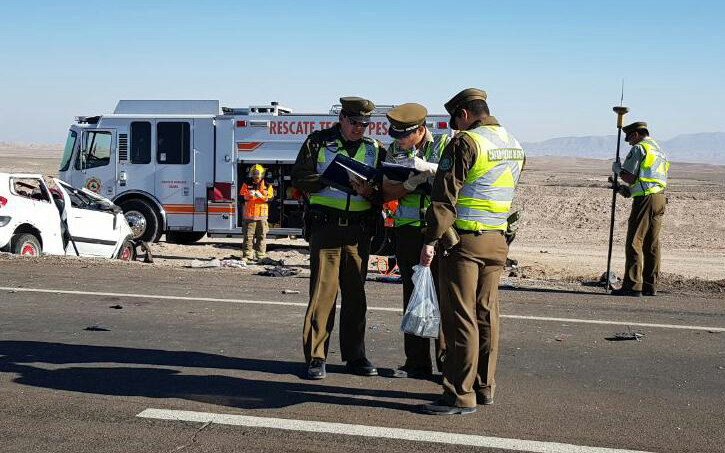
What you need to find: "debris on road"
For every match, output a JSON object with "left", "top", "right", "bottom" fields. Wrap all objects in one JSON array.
[
  {"left": 220, "top": 258, "right": 247, "bottom": 268},
  {"left": 258, "top": 265, "right": 301, "bottom": 277},
  {"left": 109, "top": 304, "right": 123, "bottom": 309},
  {"left": 189, "top": 258, "right": 221, "bottom": 268},
  {"left": 281, "top": 289, "right": 300, "bottom": 294},
  {"left": 605, "top": 331, "right": 645, "bottom": 341},
  {"left": 135, "top": 241, "right": 154, "bottom": 263},
  {"left": 599, "top": 271, "right": 619, "bottom": 287},
  {"left": 374, "top": 275, "right": 402, "bottom": 283},
  {"left": 257, "top": 257, "right": 285, "bottom": 266},
  {"left": 84, "top": 324, "right": 111, "bottom": 331}
]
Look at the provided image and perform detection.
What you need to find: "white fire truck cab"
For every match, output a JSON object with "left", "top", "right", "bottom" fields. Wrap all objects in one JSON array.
[{"left": 58, "top": 100, "right": 452, "bottom": 243}]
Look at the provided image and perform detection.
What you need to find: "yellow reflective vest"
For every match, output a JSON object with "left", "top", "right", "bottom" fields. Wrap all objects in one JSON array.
[
  {"left": 391, "top": 134, "right": 449, "bottom": 227},
  {"left": 455, "top": 125, "right": 524, "bottom": 231},
  {"left": 630, "top": 138, "right": 669, "bottom": 197},
  {"left": 309, "top": 137, "right": 380, "bottom": 212}
]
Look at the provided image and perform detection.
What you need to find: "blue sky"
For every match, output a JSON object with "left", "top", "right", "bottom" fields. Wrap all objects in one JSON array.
[{"left": 1, "top": 0, "right": 723, "bottom": 143}]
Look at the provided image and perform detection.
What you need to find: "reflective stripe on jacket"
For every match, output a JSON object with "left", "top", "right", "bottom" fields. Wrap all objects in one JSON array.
[
  {"left": 392, "top": 134, "right": 449, "bottom": 227},
  {"left": 309, "top": 138, "right": 379, "bottom": 212},
  {"left": 630, "top": 138, "right": 669, "bottom": 197},
  {"left": 240, "top": 181, "right": 273, "bottom": 220},
  {"left": 455, "top": 125, "right": 524, "bottom": 231}
]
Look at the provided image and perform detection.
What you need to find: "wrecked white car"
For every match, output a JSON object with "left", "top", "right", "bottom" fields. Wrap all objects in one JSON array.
[{"left": 0, "top": 173, "right": 138, "bottom": 260}]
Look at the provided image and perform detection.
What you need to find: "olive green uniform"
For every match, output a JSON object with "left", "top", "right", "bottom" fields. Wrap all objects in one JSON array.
[
  {"left": 620, "top": 137, "right": 667, "bottom": 292},
  {"left": 424, "top": 117, "right": 516, "bottom": 408},
  {"left": 292, "top": 124, "right": 386, "bottom": 364},
  {"left": 386, "top": 130, "right": 446, "bottom": 372}
]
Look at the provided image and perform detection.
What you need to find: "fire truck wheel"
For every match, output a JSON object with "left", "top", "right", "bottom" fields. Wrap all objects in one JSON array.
[
  {"left": 11, "top": 233, "right": 42, "bottom": 256},
  {"left": 165, "top": 231, "right": 206, "bottom": 245},
  {"left": 119, "top": 199, "right": 160, "bottom": 243}
]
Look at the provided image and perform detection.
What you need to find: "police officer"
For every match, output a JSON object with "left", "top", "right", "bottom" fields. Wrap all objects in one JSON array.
[
  {"left": 382, "top": 103, "right": 449, "bottom": 379},
  {"left": 291, "top": 96, "right": 386, "bottom": 380},
  {"left": 611, "top": 122, "right": 669, "bottom": 297},
  {"left": 419, "top": 88, "right": 525, "bottom": 415}
]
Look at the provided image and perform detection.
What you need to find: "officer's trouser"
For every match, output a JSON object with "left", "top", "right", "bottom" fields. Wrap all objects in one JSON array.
[
  {"left": 242, "top": 219, "right": 268, "bottom": 258},
  {"left": 623, "top": 193, "right": 665, "bottom": 292},
  {"left": 303, "top": 221, "right": 370, "bottom": 363},
  {"left": 395, "top": 225, "right": 445, "bottom": 372},
  {"left": 438, "top": 231, "right": 508, "bottom": 408}
]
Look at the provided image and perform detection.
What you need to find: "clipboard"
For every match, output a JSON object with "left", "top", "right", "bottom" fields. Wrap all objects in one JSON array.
[{"left": 321, "top": 153, "right": 380, "bottom": 195}]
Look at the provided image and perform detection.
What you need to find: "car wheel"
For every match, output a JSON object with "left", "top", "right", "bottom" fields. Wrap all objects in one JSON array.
[
  {"left": 165, "top": 231, "right": 206, "bottom": 245},
  {"left": 119, "top": 199, "right": 160, "bottom": 243},
  {"left": 12, "top": 233, "right": 42, "bottom": 256},
  {"left": 117, "top": 240, "right": 136, "bottom": 261}
]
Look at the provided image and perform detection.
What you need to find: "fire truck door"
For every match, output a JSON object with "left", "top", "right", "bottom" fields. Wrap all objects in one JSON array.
[
  {"left": 73, "top": 129, "right": 116, "bottom": 197},
  {"left": 154, "top": 120, "right": 194, "bottom": 228}
]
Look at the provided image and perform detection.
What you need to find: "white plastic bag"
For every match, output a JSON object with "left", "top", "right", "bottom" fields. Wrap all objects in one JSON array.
[{"left": 400, "top": 265, "right": 440, "bottom": 338}]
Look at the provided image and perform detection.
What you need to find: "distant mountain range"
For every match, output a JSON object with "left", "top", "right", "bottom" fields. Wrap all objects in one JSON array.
[
  {"left": 2, "top": 132, "right": 724, "bottom": 165},
  {"left": 522, "top": 132, "right": 725, "bottom": 164}
]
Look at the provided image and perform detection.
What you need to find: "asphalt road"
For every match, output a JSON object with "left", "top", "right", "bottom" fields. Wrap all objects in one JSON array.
[{"left": 1, "top": 258, "right": 724, "bottom": 453}]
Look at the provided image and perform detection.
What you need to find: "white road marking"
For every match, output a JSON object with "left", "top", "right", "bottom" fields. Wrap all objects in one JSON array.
[
  {"left": 3, "top": 286, "right": 724, "bottom": 333},
  {"left": 137, "top": 408, "right": 656, "bottom": 453}
]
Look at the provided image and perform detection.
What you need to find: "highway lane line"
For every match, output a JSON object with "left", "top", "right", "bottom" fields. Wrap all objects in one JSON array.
[
  {"left": 3, "top": 286, "right": 724, "bottom": 333},
  {"left": 137, "top": 408, "right": 656, "bottom": 453}
]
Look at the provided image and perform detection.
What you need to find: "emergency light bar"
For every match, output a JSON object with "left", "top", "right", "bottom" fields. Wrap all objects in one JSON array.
[{"left": 75, "top": 116, "right": 100, "bottom": 124}]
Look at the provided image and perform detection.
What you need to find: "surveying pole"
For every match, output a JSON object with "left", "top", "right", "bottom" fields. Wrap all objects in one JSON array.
[{"left": 605, "top": 105, "right": 629, "bottom": 293}]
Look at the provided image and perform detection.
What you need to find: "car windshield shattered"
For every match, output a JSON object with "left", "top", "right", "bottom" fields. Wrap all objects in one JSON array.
[{"left": 53, "top": 179, "right": 117, "bottom": 212}]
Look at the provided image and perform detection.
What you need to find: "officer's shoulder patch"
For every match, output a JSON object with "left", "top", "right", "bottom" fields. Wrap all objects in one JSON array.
[{"left": 438, "top": 156, "right": 453, "bottom": 171}]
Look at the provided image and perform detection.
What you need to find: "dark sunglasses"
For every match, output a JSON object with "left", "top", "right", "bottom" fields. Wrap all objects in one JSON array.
[{"left": 347, "top": 117, "right": 370, "bottom": 128}]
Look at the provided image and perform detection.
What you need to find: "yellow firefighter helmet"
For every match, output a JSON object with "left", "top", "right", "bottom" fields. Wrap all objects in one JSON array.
[{"left": 249, "top": 164, "right": 265, "bottom": 178}]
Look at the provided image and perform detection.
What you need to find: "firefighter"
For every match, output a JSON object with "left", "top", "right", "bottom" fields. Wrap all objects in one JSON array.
[
  {"left": 420, "top": 88, "right": 525, "bottom": 415},
  {"left": 382, "top": 103, "right": 449, "bottom": 379},
  {"left": 611, "top": 122, "right": 669, "bottom": 297},
  {"left": 240, "top": 164, "right": 273, "bottom": 260},
  {"left": 291, "top": 96, "right": 386, "bottom": 380}
]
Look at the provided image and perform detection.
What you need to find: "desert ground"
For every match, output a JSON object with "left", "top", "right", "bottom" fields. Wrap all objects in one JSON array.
[{"left": 1, "top": 144, "right": 724, "bottom": 294}]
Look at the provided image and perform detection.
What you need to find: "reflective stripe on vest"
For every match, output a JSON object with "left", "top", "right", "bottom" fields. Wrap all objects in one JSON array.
[
  {"left": 393, "top": 134, "right": 449, "bottom": 227},
  {"left": 309, "top": 138, "right": 379, "bottom": 211},
  {"left": 455, "top": 125, "right": 524, "bottom": 231},
  {"left": 630, "top": 138, "right": 669, "bottom": 197}
]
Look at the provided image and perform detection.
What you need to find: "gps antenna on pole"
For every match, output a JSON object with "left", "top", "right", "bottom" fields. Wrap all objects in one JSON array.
[{"left": 605, "top": 83, "right": 629, "bottom": 294}]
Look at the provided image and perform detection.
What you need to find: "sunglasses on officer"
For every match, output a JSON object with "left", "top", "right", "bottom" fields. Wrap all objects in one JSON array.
[{"left": 344, "top": 114, "right": 370, "bottom": 128}]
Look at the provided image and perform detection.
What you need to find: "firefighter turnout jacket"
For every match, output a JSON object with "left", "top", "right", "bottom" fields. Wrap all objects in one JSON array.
[{"left": 240, "top": 181, "right": 273, "bottom": 220}]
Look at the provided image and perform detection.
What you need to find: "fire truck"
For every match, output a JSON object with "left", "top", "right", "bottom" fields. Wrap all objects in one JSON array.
[{"left": 58, "top": 100, "right": 452, "bottom": 243}]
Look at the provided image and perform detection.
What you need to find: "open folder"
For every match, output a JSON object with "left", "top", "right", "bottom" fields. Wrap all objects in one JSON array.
[
  {"left": 321, "top": 153, "right": 380, "bottom": 195},
  {"left": 380, "top": 161, "right": 420, "bottom": 182}
]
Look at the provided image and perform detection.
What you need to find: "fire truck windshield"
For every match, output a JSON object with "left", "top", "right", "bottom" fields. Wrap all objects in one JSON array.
[{"left": 59, "top": 130, "right": 77, "bottom": 172}]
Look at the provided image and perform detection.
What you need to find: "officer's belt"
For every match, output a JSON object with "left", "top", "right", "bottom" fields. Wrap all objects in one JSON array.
[
  {"left": 309, "top": 207, "right": 370, "bottom": 227},
  {"left": 454, "top": 227, "right": 504, "bottom": 236}
]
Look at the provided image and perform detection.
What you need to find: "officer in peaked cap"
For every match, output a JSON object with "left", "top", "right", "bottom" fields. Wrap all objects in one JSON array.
[
  {"left": 292, "top": 96, "right": 387, "bottom": 380},
  {"left": 420, "top": 88, "right": 525, "bottom": 415},
  {"left": 340, "top": 96, "right": 375, "bottom": 122},
  {"left": 611, "top": 121, "right": 669, "bottom": 297},
  {"left": 382, "top": 103, "right": 450, "bottom": 379},
  {"left": 444, "top": 88, "right": 487, "bottom": 130}
]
